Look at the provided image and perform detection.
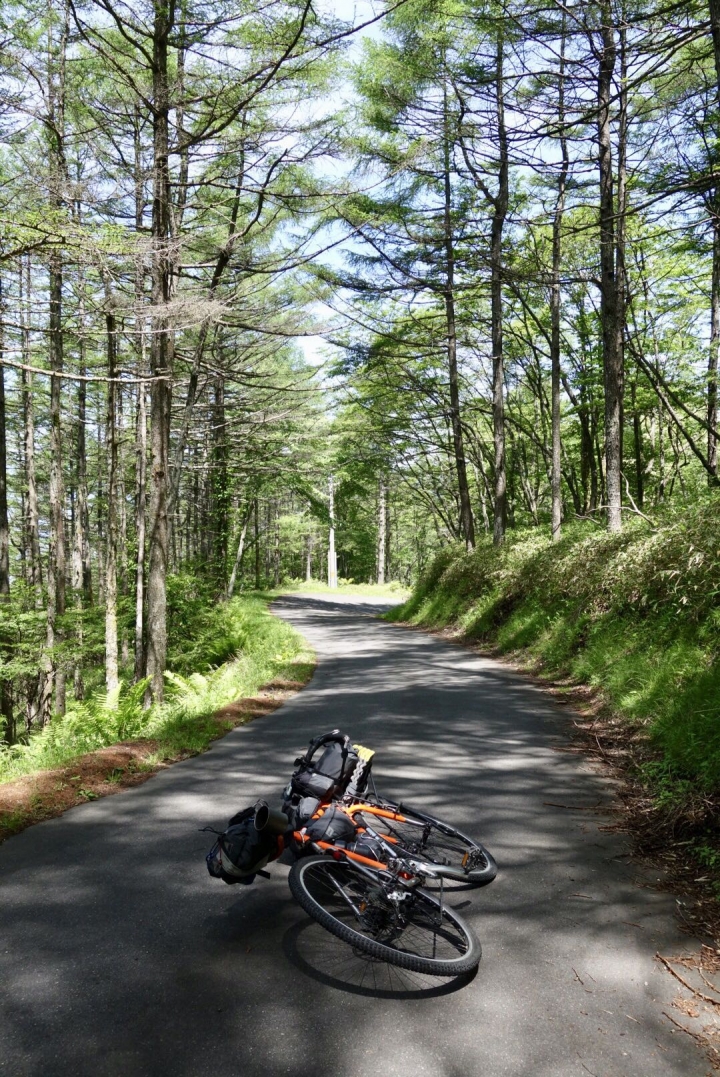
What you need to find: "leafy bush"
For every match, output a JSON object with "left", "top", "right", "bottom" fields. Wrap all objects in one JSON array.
[
  {"left": 393, "top": 497, "right": 720, "bottom": 791},
  {"left": 0, "top": 595, "right": 313, "bottom": 783}
]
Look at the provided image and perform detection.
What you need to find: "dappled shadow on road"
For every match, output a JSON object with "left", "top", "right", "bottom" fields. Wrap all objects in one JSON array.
[
  {"left": 0, "top": 596, "right": 707, "bottom": 1077},
  {"left": 282, "top": 918, "right": 477, "bottom": 999}
]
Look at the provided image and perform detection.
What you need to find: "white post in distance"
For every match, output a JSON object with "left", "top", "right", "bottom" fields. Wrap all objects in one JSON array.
[{"left": 328, "top": 474, "right": 338, "bottom": 589}]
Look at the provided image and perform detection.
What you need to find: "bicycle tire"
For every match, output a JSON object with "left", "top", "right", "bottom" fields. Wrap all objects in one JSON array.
[
  {"left": 352, "top": 799, "right": 497, "bottom": 886},
  {"left": 288, "top": 855, "right": 481, "bottom": 976}
]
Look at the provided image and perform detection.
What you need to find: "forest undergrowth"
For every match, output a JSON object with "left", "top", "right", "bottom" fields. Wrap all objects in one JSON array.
[
  {"left": 390, "top": 497, "right": 720, "bottom": 926},
  {"left": 0, "top": 590, "right": 314, "bottom": 796}
]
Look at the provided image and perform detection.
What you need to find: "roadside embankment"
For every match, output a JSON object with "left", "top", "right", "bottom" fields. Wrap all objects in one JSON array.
[
  {"left": 389, "top": 501, "right": 720, "bottom": 918},
  {"left": 0, "top": 593, "right": 314, "bottom": 841}
]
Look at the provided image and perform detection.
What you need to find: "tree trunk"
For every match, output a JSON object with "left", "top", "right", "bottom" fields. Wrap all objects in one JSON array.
[
  {"left": 227, "top": 504, "right": 251, "bottom": 599},
  {"left": 40, "top": 250, "right": 67, "bottom": 722},
  {"left": 709, "top": 0, "right": 720, "bottom": 97},
  {"left": 0, "top": 281, "right": 9, "bottom": 600},
  {"left": 0, "top": 276, "right": 14, "bottom": 745},
  {"left": 104, "top": 295, "right": 119, "bottom": 697},
  {"left": 211, "top": 374, "right": 229, "bottom": 591},
  {"left": 117, "top": 380, "right": 129, "bottom": 668},
  {"left": 491, "top": 35, "right": 509, "bottom": 546},
  {"left": 328, "top": 476, "right": 338, "bottom": 589},
  {"left": 21, "top": 260, "right": 42, "bottom": 596},
  {"left": 442, "top": 86, "right": 475, "bottom": 550},
  {"left": 709, "top": 214, "right": 720, "bottom": 480},
  {"left": 40, "top": 0, "right": 70, "bottom": 720},
  {"left": 146, "top": 0, "right": 176, "bottom": 702},
  {"left": 550, "top": 25, "right": 568, "bottom": 542},
  {"left": 254, "top": 498, "right": 261, "bottom": 589},
  {"left": 273, "top": 513, "right": 281, "bottom": 587},
  {"left": 72, "top": 281, "right": 91, "bottom": 700},
  {"left": 598, "top": 2, "right": 623, "bottom": 532},
  {"left": 709, "top": 0, "right": 720, "bottom": 478},
  {"left": 631, "top": 379, "right": 644, "bottom": 508},
  {"left": 376, "top": 478, "right": 387, "bottom": 585},
  {"left": 134, "top": 380, "right": 147, "bottom": 682}
]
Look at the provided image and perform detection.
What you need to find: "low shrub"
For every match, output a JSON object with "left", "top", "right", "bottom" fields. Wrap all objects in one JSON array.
[
  {"left": 0, "top": 594, "right": 313, "bottom": 783},
  {"left": 392, "top": 498, "right": 720, "bottom": 792}
]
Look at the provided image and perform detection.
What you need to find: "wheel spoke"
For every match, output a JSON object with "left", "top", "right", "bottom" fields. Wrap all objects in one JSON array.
[{"left": 299, "top": 859, "right": 473, "bottom": 963}]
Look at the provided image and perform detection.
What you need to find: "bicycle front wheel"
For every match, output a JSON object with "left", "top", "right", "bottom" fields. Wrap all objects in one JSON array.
[
  {"left": 288, "top": 855, "right": 481, "bottom": 976},
  {"left": 353, "top": 801, "right": 497, "bottom": 886}
]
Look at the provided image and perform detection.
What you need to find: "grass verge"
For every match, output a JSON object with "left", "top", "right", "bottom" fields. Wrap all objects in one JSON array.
[
  {"left": 390, "top": 499, "right": 720, "bottom": 935},
  {"left": 0, "top": 594, "right": 314, "bottom": 842},
  {"left": 277, "top": 579, "right": 410, "bottom": 600}
]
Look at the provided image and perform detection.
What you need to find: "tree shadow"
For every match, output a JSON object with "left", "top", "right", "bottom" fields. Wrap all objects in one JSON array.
[{"left": 282, "top": 917, "right": 478, "bottom": 999}]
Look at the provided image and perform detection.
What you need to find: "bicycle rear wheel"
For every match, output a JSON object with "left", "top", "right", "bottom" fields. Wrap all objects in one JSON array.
[
  {"left": 354, "top": 801, "right": 497, "bottom": 886},
  {"left": 288, "top": 855, "right": 481, "bottom": 977}
]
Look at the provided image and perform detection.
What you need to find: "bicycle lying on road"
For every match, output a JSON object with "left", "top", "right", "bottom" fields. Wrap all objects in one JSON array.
[
  {"left": 205, "top": 730, "right": 497, "bottom": 977},
  {"left": 283, "top": 730, "right": 498, "bottom": 888}
]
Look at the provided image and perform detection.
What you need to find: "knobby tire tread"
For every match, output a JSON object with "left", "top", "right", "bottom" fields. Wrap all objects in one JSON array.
[{"left": 288, "top": 856, "right": 481, "bottom": 977}]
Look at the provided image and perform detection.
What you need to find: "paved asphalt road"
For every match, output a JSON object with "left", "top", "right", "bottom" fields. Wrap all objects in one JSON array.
[{"left": 0, "top": 594, "right": 708, "bottom": 1077}]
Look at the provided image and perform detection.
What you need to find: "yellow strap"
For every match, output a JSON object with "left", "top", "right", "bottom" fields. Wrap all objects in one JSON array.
[{"left": 353, "top": 744, "right": 375, "bottom": 762}]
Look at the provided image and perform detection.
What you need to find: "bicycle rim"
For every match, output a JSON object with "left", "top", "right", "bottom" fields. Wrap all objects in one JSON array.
[
  {"left": 357, "top": 805, "right": 497, "bottom": 885},
  {"left": 288, "top": 856, "right": 481, "bottom": 976}
]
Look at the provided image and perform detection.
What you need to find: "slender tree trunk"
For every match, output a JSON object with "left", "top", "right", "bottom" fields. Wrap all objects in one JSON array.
[
  {"left": 305, "top": 531, "right": 313, "bottom": 582},
  {"left": 709, "top": 0, "right": 720, "bottom": 97},
  {"left": 328, "top": 476, "right": 338, "bottom": 589},
  {"left": 254, "top": 498, "right": 261, "bottom": 589},
  {"left": 376, "top": 478, "right": 387, "bottom": 585},
  {"left": 657, "top": 403, "right": 666, "bottom": 503},
  {"left": 550, "top": 26, "right": 568, "bottom": 542},
  {"left": 133, "top": 107, "right": 147, "bottom": 682},
  {"left": 211, "top": 374, "right": 229, "bottom": 591},
  {"left": 273, "top": 514, "right": 281, "bottom": 587},
  {"left": 0, "top": 277, "right": 14, "bottom": 745},
  {"left": 146, "top": 0, "right": 176, "bottom": 702},
  {"left": 442, "top": 85, "right": 475, "bottom": 550},
  {"left": 491, "top": 35, "right": 509, "bottom": 546},
  {"left": 96, "top": 409, "right": 106, "bottom": 604},
  {"left": 117, "top": 381, "right": 129, "bottom": 668},
  {"left": 40, "top": 1, "right": 70, "bottom": 720},
  {"left": 40, "top": 250, "right": 67, "bottom": 722},
  {"left": 21, "top": 260, "right": 42, "bottom": 599},
  {"left": 134, "top": 380, "right": 147, "bottom": 682},
  {"left": 0, "top": 282, "right": 9, "bottom": 600},
  {"left": 72, "top": 281, "right": 91, "bottom": 700},
  {"left": 168, "top": 163, "right": 246, "bottom": 516},
  {"left": 598, "top": 2, "right": 623, "bottom": 532},
  {"left": 227, "top": 503, "right": 251, "bottom": 599},
  {"left": 616, "top": 16, "right": 628, "bottom": 474},
  {"left": 631, "top": 380, "right": 644, "bottom": 508},
  {"left": 709, "top": 214, "right": 720, "bottom": 480},
  {"left": 709, "top": 0, "right": 720, "bottom": 476},
  {"left": 104, "top": 295, "right": 119, "bottom": 697}
]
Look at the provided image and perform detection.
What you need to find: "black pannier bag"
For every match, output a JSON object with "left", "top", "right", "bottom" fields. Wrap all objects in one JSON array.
[
  {"left": 288, "top": 730, "right": 359, "bottom": 803},
  {"left": 347, "top": 834, "right": 386, "bottom": 863},
  {"left": 304, "top": 804, "right": 358, "bottom": 844},
  {"left": 288, "top": 795, "right": 321, "bottom": 829},
  {"left": 206, "top": 806, "right": 284, "bottom": 886}
]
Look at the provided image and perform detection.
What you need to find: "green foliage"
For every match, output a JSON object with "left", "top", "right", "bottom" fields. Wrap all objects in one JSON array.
[
  {"left": 0, "top": 595, "right": 313, "bottom": 783},
  {"left": 393, "top": 497, "right": 720, "bottom": 791}
]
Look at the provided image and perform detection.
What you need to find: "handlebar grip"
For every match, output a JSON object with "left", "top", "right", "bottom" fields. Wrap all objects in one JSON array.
[{"left": 303, "top": 729, "right": 351, "bottom": 763}]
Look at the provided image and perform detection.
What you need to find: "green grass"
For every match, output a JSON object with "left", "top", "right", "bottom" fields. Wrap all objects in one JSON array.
[
  {"left": 277, "top": 578, "right": 410, "bottom": 599},
  {"left": 0, "top": 593, "right": 314, "bottom": 784},
  {"left": 391, "top": 499, "right": 720, "bottom": 793}
]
